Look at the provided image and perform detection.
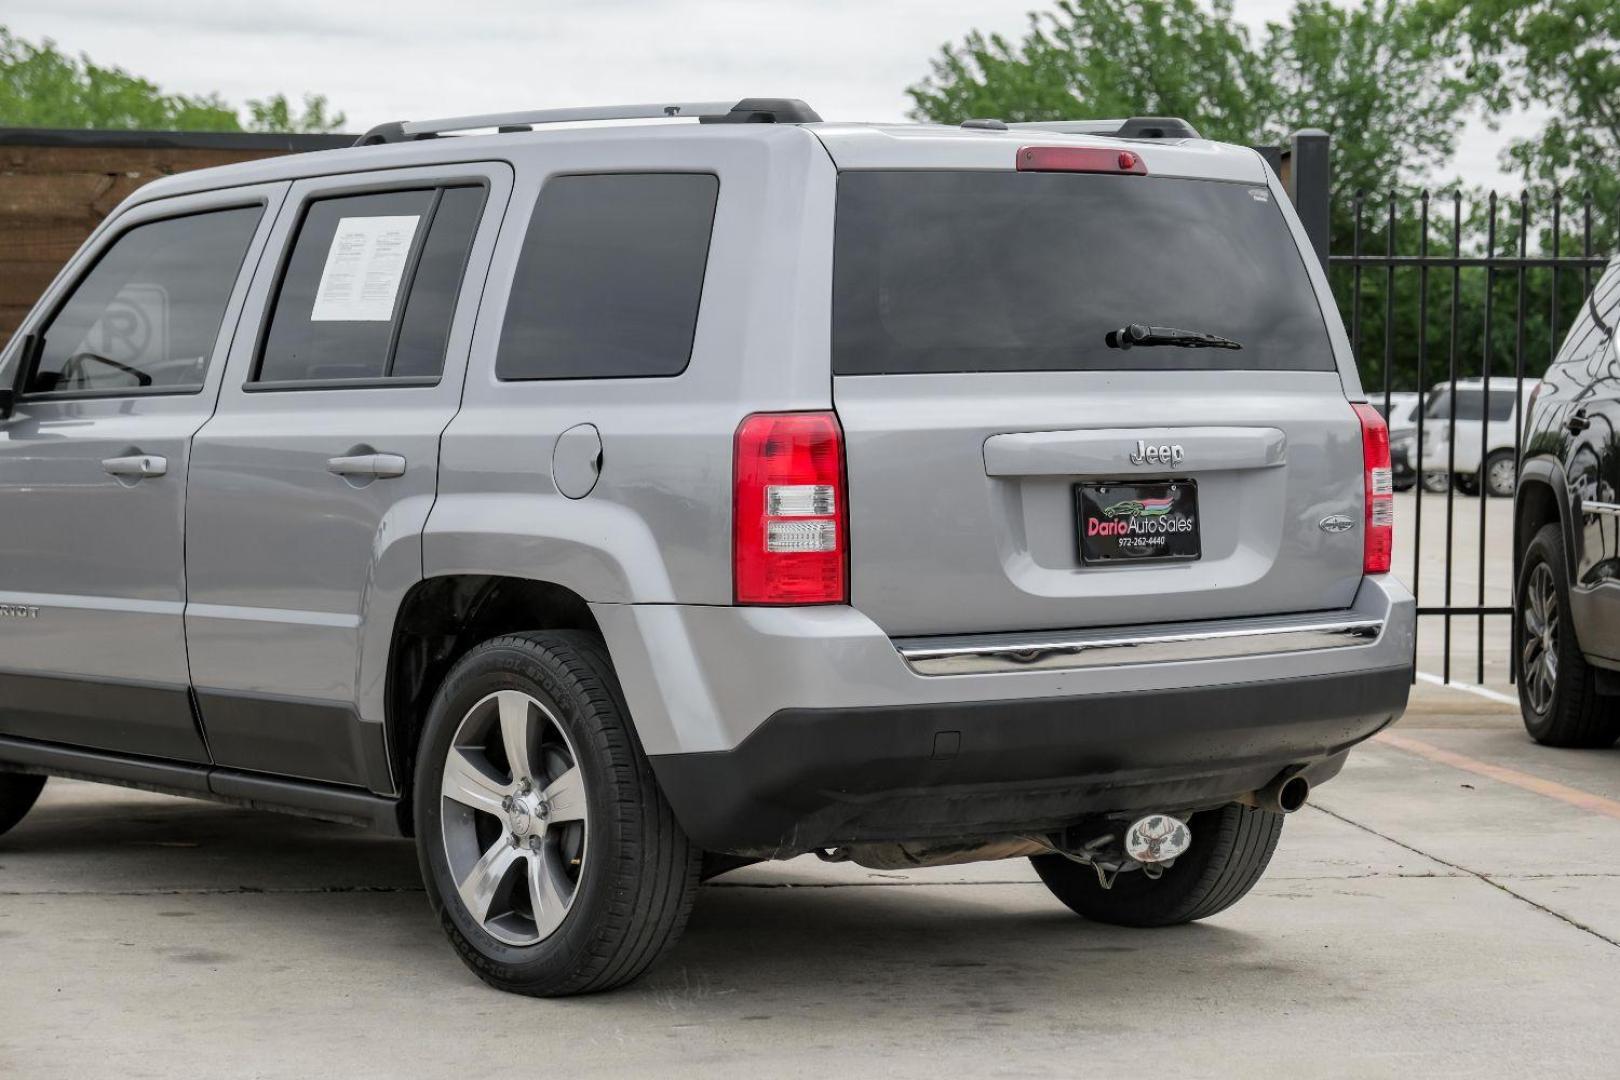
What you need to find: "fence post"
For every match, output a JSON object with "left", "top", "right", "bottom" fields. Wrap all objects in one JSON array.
[{"left": 1284, "top": 128, "right": 1332, "bottom": 272}]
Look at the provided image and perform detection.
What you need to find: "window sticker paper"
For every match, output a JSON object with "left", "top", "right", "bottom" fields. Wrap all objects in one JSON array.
[{"left": 311, "top": 215, "right": 420, "bottom": 322}]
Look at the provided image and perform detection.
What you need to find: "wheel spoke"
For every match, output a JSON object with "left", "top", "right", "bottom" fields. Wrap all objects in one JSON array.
[
  {"left": 497, "top": 690, "right": 535, "bottom": 783},
  {"left": 542, "top": 765, "right": 587, "bottom": 823},
  {"left": 527, "top": 850, "right": 573, "bottom": 940},
  {"left": 458, "top": 839, "right": 520, "bottom": 925},
  {"left": 441, "top": 747, "right": 511, "bottom": 816}
]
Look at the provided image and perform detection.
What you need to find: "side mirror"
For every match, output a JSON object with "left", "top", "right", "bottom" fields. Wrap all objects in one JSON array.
[{"left": 0, "top": 387, "right": 13, "bottom": 420}]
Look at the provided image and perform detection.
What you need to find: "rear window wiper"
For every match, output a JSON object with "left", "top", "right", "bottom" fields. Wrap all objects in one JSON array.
[{"left": 1105, "top": 323, "right": 1243, "bottom": 350}]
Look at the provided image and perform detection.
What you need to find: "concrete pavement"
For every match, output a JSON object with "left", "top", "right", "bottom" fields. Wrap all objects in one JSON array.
[{"left": 2, "top": 680, "right": 1618, "bottom": 1079}]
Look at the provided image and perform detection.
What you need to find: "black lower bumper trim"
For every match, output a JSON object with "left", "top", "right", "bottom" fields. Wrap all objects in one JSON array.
[{"left": 650, "top": 666, "right": 1411, "bottom": 856}]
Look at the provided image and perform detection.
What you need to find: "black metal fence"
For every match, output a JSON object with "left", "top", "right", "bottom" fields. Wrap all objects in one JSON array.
[{"left": 1331, "top": 188, "right": 1617, "bottom": 683}]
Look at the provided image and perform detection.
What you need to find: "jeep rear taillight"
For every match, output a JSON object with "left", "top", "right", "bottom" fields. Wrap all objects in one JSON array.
[
  {"left": 1353, "top": 403, "right": 1394, "bottom": 574},
  {"left": 734, "top": 412, "right": 848, "bottom": 605}
]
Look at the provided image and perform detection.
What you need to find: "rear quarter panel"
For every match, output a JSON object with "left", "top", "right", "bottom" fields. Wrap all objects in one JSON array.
[{"left": 423, "top": 126, "right": 839, "bottom": 604}]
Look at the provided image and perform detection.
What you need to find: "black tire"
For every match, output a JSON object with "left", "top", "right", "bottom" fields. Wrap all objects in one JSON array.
[
  {"left": 1031, "top": 804, "right": 1283, "bottom": 927},
  {"left": 1518, "top": 524, "right": 1620, "bottom": 748},
  {"left": 1421, "top": 470, "right": 1451, "bottom": 494},
  {"left": 1456, "top": 472, "right": 1481, "bottom": 496},
  {"left": 413, "top": 631, "right": 701, "bottom": 996},
  {"left": 0, "top": 774, "right": 46, "bottom": 839},
  {"left": 1483, "top": 450, "right": 1517, "bottom": 498}
]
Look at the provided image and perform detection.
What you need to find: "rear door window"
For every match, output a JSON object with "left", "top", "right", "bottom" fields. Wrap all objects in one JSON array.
[
  {"left": 27, "top": 206, "right": 262, "bottom": 395},
  {"left": 255, "top": 185, "right": 486, "bottom": 385},
  {"left": 832, "top": 170, "right": 1334, "bottom": 375},
  {"left": 496, "top": 173, "right": 719, "bottom": 380}
]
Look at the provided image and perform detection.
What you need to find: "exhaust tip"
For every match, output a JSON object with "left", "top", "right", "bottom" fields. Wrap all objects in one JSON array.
[{"left": 1276, "top": 775, "right": 1310, "bottom": 814}]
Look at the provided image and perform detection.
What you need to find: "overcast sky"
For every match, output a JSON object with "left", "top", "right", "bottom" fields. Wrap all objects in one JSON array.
[{"left": 6, "top": 0, "right": 1535, "bottom": 189}]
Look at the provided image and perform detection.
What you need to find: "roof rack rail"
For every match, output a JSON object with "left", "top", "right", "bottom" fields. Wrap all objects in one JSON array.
[
  {"left": 353, "top": 98, "right": 822, "bottom": 146},
  {"left": 1008, "top": 116, "right": 1202, "bottom": 140}
]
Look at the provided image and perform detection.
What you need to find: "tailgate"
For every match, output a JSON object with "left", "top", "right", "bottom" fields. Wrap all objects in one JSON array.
[
  {"left": 836, "top": 370, "right": 1365, "bottom": 636},
  {"left": 829, "top": 165, "right": 1364, "bottom": 637}
]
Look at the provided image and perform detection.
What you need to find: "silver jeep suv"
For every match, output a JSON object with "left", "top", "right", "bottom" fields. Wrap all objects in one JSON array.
[{"left": 0, "top": 99, "right": 1414, "bottom": 996}]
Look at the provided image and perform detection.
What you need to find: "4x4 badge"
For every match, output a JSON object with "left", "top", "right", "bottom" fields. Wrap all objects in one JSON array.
[{"left": 1319, "top": 515, "right": 1355, "bottom": 534}]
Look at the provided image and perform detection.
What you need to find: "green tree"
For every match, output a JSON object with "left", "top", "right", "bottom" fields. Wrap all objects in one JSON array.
[
  {"left": 908, "top": 0, "right": 1478, "bottom": 217},
  {"left": 1442, "top": 0, "right": 1619, "bottom": 243},
  {"left": 1264, "top": 1, "right": 1475, "bottom": 215},
  {"left": 243, "top": 92, "right": 346, "bottom": 135},
  {"left": 0, "top": 27, "right": 344, "bottom": 133},
  {"left": 908, "top": 0, "right": 1275, "bottom": 142}
]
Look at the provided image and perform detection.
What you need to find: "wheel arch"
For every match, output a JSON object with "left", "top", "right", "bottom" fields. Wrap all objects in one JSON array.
[
  {"left": 1514, "top": 458, "right": 1579, "bottom": 677},
  {"left": 385, "top": 574, "right": 603, "bottom": 830},
  {"left": 1514, "top": 459, "right": 1576, "bottom": 587}
]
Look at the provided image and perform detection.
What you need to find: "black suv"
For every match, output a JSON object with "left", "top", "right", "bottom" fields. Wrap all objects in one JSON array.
[{"left": 1515, "top": 258, "right": 1620, "bottom": 747}]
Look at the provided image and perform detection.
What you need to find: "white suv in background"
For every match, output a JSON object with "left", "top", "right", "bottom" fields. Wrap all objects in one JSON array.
[
  {"left": 1420, "top": 378, "right": 1539, "bottom": 496},
  {"left": 1377, "top": 392, "right": 1423, "bottom": 491}
]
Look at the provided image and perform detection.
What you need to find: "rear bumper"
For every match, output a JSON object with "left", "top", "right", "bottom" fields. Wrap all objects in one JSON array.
[
  {"left": 593, "top": 576, "right": 1414, "bottom": 856},
  {"left": 652, "top": 665, "right": 1407, "bottom": 856}
]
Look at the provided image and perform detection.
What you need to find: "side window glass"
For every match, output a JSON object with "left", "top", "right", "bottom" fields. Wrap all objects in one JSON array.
[
  {"left": 256, "top": 185, "right": 484, "bottom": 384},
  {"left": 497, "top": 173, "right": 719, "bottom": 381},
  {"left": 28, "top": 206, "right": 262, "bottom": 395},
  {"left": 391, "top": 187, "right": 487, "bottom": 379}
]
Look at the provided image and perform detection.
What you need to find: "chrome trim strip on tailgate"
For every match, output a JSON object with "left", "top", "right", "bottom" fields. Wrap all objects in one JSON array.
[{"left": 897, "top": 614, "right": 1383, "bottom": 676}]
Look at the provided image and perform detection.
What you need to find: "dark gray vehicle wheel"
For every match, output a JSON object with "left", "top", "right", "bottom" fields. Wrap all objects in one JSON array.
[
  {"left": 0, "top": 774, "right": 46, "bottom": 839},
  {"left": 1031, "top": 803, "right": 1284, "bottom": 927},
  {"left": 1484, "top": 450, "right": 1517, "bottom": 498},
  {"left": 1422, "top": 470, "right": 1451, "bottom": 494},
  {"left": 1518, "top": 524, "right": 1620, "bottom": 747},
  {"left": 414, "top": 631, "right": 701, "bottom": 996}
]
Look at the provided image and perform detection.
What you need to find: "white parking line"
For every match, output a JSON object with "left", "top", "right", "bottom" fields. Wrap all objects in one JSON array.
[{"left": 1416, "top": 669, "right": 1519, "bottom": 706}]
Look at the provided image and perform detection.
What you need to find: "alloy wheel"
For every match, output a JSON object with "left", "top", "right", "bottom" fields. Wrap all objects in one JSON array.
[
  {"left": 439, "top": 689, "right": 588, "bottom": 946},
  {"left": 1521, "top": 562, "right": 1559, "bottom": 715}
]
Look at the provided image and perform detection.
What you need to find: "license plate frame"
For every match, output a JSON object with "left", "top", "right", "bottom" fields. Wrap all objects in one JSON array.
[{"left": 1076, "top": 480, "right": 1202, "bottom": 564}]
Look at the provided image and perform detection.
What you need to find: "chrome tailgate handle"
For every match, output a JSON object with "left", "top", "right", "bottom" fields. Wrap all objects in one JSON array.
[
  {"left": 982, "top": 426, "right": 1287, "bottom": 477},
  {"left": 327, "top": 453, "right": 407, "bottom": 479},
  {"left": 101, "top": 454, "right": 167, "bottom": 479}
]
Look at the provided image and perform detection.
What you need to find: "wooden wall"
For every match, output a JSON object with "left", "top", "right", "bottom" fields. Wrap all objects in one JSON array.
[{"left": 0, "top": 131, "right": 350, "bottom": 348}]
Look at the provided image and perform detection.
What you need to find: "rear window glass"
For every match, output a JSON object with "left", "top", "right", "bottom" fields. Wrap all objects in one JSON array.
[
  {"left": 1426, "top": 388, "right": 1517, "bottom": 422},
  {"left": 832, "top": 170, "right": 1334, "bottom": 375},
  {"left": 496, "top": 173, "right": 718, "bottom": 380}
]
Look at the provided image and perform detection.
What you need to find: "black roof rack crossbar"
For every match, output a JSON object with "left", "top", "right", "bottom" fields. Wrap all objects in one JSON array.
[{"left": 354, "top": 98, "right": 822, "bottom": 146}]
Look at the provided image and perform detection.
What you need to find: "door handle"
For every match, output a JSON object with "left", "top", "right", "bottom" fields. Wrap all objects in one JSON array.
[
  {"left": 1567, "top": 409, "right": 1591, "bottom": 434},
  {"left": 102, "top": 454, "right": 167, "bottom": 479},
  {"left": 326, "top": 453, "right": 407, "bottom": 479}
]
